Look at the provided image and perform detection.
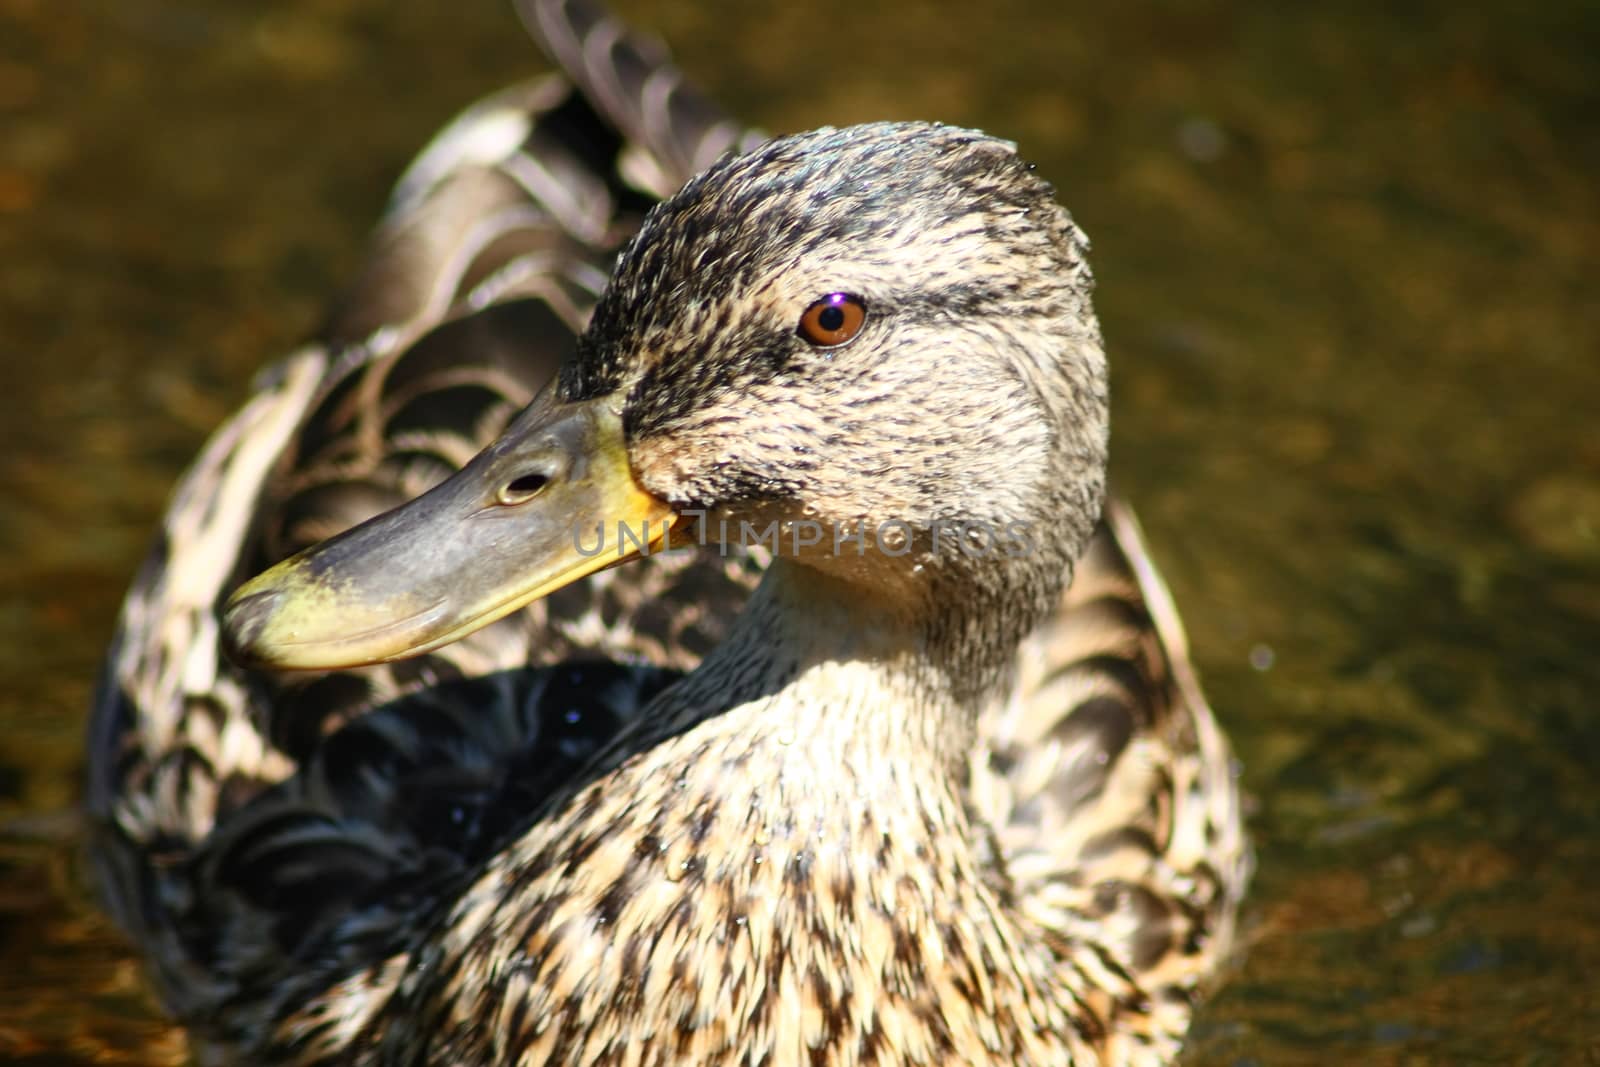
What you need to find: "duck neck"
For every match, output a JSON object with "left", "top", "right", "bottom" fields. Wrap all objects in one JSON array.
[{"left": 659, "top": 547, "right": 1067, "bottom": 779}]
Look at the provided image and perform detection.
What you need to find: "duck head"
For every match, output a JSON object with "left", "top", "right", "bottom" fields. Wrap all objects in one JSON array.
[{"left": 223, "top": 122, "right": 1108, "bottom": 679}]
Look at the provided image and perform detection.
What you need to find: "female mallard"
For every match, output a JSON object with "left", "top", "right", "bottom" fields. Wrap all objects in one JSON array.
[{"left": 89, "top": 0, "right": 1248, "bottom": 1063}]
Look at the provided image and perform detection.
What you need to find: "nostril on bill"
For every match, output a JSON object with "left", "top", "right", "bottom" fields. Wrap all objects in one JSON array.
[{"left": 497, "top": 472, "right": 550, "bottom": 506}]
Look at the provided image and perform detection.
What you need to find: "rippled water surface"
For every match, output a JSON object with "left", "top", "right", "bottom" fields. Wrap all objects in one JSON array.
[{"left": 3, "top": 0, "right": 1596, "bottom": 1062}]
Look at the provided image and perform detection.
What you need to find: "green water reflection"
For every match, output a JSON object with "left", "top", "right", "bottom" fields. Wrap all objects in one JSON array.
[{"left": 2, "top": 0, "right": 1595, "bottom": 1062}]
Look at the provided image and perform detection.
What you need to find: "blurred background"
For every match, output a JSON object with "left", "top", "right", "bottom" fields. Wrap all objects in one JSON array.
[{"left": 1, "top": 0, "right": 1596, "bottom": 1062}]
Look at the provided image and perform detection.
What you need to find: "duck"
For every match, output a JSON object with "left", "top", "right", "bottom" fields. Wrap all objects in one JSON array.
[{"left": 87, "top": 0, "right": 1249, "bottom": 1063}]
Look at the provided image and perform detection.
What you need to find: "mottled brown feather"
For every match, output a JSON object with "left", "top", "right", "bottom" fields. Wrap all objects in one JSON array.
[{"left": 87, "top": 2, "right": 1247, "bottom": 1064}]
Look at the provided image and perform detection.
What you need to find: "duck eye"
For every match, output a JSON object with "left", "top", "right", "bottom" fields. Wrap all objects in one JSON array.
[{"left": 797, "top": 293, "right": 867, "bottom": 348}]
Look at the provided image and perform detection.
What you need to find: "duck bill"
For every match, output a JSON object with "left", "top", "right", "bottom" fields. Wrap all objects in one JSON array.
[{"left": 222, "top": 389, "right": 676, "bottom": 670}]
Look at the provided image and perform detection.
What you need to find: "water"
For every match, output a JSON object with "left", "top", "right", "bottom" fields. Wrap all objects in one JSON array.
[{"left": 3, "top": 0, "right": 1597, "bottom": 1061}]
